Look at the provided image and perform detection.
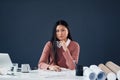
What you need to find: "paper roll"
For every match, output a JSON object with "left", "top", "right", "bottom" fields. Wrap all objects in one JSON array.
[
  {"left": 98, "top": 64, "right": 116, "bottom": 80},
  {"left": 90, "top": 65, "right": 106, "bottom": 80},
  {"left": 83, "top": 67, "right": 96, "bottom": 80},
  {"left": 83, "top": 66, "right": 89, "bottom": 70},
  {"left": 106, "top": 61, "right": 120, "bottom": 80},
  {"left": 117, "top": 70, "right": 120, "bottom": 80}
]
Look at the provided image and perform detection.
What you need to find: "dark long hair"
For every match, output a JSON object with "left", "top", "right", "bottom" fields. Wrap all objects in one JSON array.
[{"left": 50, "top": 20, "right": 73, "bottom": 64}]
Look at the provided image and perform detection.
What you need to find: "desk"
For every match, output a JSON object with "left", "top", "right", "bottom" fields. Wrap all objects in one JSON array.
[{"left": 0, "top": 68, "right": 88, "bottom": 80}]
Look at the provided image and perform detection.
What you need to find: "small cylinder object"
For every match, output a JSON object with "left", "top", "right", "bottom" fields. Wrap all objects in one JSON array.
[{"left": 76, "top": 64, "right": 83, "bottom": 76}]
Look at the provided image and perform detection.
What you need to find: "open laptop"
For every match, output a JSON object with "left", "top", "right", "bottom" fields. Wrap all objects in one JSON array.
[{"left": 0, "top": 53, "right": 13, "bottom": 70}]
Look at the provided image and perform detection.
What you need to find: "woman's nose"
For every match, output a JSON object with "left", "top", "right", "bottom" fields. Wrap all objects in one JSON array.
[{"left": 58, "top": 31, "right": 62, "bottom": 35}]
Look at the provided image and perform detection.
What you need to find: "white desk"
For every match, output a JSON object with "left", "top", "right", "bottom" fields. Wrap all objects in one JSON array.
[{"left": 0, "top": 68, "right": 88, "bottom": 80}]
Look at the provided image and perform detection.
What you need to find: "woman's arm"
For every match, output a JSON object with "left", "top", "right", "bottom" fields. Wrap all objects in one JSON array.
[
  {"left": 38, "top": 41, "right": 61, "bottom": 71},
  {"left": 38, "top": 41, "right": 51, "bottom": 69},
  {"left": 61, "top": 41, "right": 80, "bottom": 70}
]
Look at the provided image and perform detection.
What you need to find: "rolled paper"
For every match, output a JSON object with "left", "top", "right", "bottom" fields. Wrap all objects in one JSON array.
[
  {"left": 83, "top": 66, "right": 89, "bottom": 70},
  {"left": 90, "top": 65, "right": 106, "bottom": 80},
  {"left": 106, "top": 61, "right": 120, "bottom": 80},
  {"left": 117, "top": 71, "right": 120, "bottom": 80},
  {"left": 83, "top": 67, "right": 96, "bottom": 80},
  {"left": 98, "top": 64, "right": 116, "bottom": 80}
]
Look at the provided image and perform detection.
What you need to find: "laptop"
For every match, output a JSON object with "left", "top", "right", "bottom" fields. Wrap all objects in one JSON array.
[{"left": 0, "top": 53, "right": 13, "bottom": 70}]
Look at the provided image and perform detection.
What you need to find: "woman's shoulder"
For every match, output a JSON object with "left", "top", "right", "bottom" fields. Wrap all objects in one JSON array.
[
  {"left": 45, "top": 41, "right": 52, "bottom": 46},
  {"left": 43, "top": 41, "right": 52, "bottom": 49},
  {"left": 70, "top": 41, "right": 80, "bottom": 47}
]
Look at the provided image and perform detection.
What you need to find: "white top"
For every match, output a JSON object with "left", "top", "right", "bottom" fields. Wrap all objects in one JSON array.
[{"left": 56, "top": 38, "right": 71, "bottom": 48}]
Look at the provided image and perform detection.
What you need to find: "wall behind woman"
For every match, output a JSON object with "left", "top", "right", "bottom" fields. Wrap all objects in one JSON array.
[{"left": 0, "top": 0, "right": 120, "bottom": 67}]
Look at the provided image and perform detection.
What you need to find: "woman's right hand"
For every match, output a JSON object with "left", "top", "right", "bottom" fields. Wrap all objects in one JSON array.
[{"left": 48, "top": 65, "right": 61, "bottom": 72}]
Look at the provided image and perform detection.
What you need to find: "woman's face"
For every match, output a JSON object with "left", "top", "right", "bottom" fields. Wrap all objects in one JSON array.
[{"left": 56, "top": 25, "right": 68, "bottom": 41}]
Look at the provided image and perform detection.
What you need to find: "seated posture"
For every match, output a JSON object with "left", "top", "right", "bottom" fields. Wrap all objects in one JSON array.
[{"left": 38, "top": 20, "right": 80, "bottom": 71}]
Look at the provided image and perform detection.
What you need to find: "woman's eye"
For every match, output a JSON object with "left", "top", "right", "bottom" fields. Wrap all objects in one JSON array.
[
  {"left": 56, "top": 29, "right": 65, "bottom": 32},
  {"left": 56, "top": 30, "right": 59, "bottom": 32}
]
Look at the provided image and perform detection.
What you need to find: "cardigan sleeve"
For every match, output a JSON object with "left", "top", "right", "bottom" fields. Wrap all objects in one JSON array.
[
  {"left": 62, "top": 41, "right": 80, "bottom": 70},
  {"left": 38, "top": 41, "right": 51, "bottom": 70}
]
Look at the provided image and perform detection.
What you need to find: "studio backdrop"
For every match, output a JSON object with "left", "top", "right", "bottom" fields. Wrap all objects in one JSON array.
[{"left": 0, "top": 0, "right": 120, "bottom": 68}]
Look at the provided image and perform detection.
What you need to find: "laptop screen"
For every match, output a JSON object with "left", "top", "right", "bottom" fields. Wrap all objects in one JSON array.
[{"left": 0, "top": 53, "right": 13, "bottom": 70}]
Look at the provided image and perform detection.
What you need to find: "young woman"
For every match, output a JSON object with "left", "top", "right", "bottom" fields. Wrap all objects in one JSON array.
[{"left": 38, "top": 20, "right": 80, "bottom": 71}]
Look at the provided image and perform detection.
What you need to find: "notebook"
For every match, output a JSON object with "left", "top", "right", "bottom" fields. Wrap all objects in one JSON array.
[{"left": 0, "top": 53, "right": 13, "bottom": 70}]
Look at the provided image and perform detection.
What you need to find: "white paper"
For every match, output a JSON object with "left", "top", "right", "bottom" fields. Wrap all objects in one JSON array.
[
  {"left": 83, "top": 67, "right": 96, "bottom": 80},
  {"left": 90, "top": 65, "right": 106, "bottom": 80}
]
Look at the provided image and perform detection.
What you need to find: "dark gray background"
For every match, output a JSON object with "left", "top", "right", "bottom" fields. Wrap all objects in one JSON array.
[{"left": 0, "top": 0, "right": 120, "bottom": 68}]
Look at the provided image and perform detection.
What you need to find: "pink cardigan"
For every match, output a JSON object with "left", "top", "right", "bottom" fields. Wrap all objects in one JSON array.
[{"left": 38, "top": 41, "right": 80, "bottom": 70}]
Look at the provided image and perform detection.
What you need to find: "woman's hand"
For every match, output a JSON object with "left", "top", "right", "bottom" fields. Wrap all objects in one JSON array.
[
  {"left": 48, "top": 65, "right": 61, "bottom": 72},
  {"left": 60, "top": 41, "right": 68, "bottom": 51}
]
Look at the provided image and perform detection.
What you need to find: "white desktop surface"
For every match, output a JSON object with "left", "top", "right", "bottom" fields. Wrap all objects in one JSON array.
[{"left": 0, "top": 68, "right": 88, "bottom": 80}]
